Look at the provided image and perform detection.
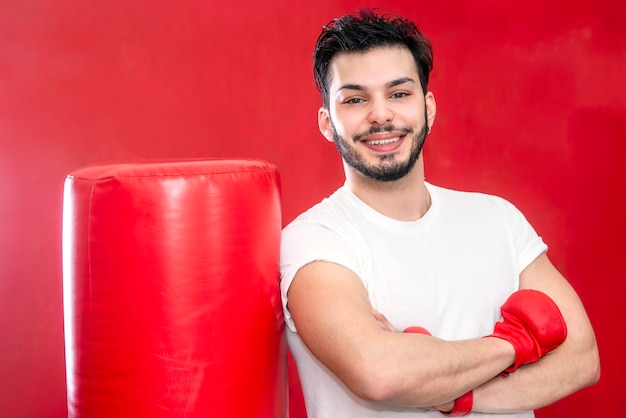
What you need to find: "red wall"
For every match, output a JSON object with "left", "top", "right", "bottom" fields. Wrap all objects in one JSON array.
[{"left": 1, "top": 0, "right": 623, "bottom": 417}]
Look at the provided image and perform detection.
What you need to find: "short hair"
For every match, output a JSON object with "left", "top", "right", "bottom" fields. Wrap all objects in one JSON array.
[{"left": 313, "top": 8, "right": 433, "bottom": 108}]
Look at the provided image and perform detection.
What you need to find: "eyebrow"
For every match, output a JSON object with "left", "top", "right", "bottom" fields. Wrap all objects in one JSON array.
[
  {"left": 387, "top": 77, "right": 416, "bottom": 88},
  {"left": 337, "top": 77, "right": 417, "bottom": 92}
]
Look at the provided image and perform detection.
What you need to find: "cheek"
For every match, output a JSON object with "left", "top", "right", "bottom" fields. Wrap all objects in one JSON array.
[
  {"left": 331, "top": 109, "right": 360, "bottom": 137},
  {"left": 399, "top": 108, "right": 426, "bottom": 129}
]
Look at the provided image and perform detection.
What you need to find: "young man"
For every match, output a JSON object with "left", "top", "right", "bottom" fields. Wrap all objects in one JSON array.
[{"left": 280, "top": 9, "right": 599, "bottom": 417}]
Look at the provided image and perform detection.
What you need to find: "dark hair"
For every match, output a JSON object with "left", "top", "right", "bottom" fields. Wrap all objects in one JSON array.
[{"left": 313, "top": 8, "right": 433, "bottom": 108}]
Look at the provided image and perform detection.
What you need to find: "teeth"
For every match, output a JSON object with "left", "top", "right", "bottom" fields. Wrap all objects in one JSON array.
[{"left": 369, "top": 137, "right": 400, "bottom": 145}]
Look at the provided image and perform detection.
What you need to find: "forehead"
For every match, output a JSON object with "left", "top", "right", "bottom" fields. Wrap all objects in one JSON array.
[{"left": 327, "top": 46, "right": 419, "bottom": 91}]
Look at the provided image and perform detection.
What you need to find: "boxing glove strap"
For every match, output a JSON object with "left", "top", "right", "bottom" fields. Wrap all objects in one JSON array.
[{"left": 440, "top": 390, "right": 473, "bottom": 416}]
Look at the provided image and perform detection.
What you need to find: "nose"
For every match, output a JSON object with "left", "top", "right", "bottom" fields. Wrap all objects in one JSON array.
[{"left": 367, "top": 96, "right": 393, "bottom": 125}]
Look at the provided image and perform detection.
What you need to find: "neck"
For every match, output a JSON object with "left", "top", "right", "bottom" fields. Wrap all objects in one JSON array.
[{"left": 344, "top": 158, "right": 431, "bottom": 222}]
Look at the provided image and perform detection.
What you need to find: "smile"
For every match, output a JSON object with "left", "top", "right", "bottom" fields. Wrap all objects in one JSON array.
[{"left": 367, "top": 137, "right": 401, "bottom": 146}]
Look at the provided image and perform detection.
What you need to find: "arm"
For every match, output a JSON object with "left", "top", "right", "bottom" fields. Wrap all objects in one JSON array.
[
  {"left": 287, "top": 260, "right": 516, "bottom": 407},
  {"left": 470, "top": 253, "right": 600, "bottom": 413}
]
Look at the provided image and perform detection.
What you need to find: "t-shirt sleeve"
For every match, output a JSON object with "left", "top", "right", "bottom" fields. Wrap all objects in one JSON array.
[
  {"left": 496, "top": 197, "right": 548, "bottom": 273},
  {"left": 280, "top": 219, "right": 361, "bottom": 332}
]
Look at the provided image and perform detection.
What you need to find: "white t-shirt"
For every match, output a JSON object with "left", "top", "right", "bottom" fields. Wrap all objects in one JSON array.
[{"left": 280, "top": 182, "right": 547, "bottom": 418}]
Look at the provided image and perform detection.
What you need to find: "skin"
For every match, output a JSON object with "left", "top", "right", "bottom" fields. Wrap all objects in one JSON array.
[
  {"left": 318, "top": 46, "right": 434, "bottom": 221},
  {"left": 288, "top": 45, "right": 600, "bottom": 411}
]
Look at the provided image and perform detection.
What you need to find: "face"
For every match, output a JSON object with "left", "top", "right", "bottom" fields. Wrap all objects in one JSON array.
[{"left": 318, "top": 46, "right": 436, "bottom": 182}]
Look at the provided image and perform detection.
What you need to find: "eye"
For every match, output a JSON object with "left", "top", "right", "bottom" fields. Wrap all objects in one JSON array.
[
  {"left": 344, "top": 97, "right": 364, "bottom": 104},
  {"left": 391, "top": 91, "right": 410, "bottom": 99}
]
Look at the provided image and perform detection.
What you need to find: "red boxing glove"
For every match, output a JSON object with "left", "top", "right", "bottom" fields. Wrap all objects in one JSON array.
[
  {"left": 489, "top": 289, "right": 567, "bottom": 374},
  {"left": 403, "top": 326, "right": 432, "bottom": 336},
  {"left": 440, "top": 390, "right": 473, "bottom": 417}
]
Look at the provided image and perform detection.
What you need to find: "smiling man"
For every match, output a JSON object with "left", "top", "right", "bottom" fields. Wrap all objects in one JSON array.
[
  {"left": 280, "top": 9, "right": 599, "bottom": 418},
  {"left": 321, "top": 50, "right": 431, "bottom": 184}
]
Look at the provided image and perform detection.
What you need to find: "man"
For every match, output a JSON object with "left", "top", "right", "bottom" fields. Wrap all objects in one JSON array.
[{"left": 280, "top": 9, "right": 599, "bottom": 417}]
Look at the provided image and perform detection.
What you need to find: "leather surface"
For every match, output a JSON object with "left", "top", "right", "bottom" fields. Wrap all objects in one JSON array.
[{"left": 62, "top": 159, "right": 286, "bottom": 417}]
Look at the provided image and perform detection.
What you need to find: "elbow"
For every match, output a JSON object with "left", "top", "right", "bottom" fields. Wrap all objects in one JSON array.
[
  {"left": 589, "top": 363, "right": 601, "bottom": 387},
  {"left": 574, "top": 343, "right": 601, "bottom": 390},
  {"left": 343, "top": 361, "right": 409, "bottom": 404},
  {"left": 354, "top": 381, "right": 408, "bottom": 405},
  {"left": 584, "top": 347, "right": 601, "bottom": 387},
  {"left": 346, "top": 363, "right": 431, "bottom": 405},
  {"left": 345, "top": 366, "right": 396, "bottom": 403}
]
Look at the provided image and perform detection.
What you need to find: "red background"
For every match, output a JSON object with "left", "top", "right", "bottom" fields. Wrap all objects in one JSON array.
[{"left": 1, "top": 0, "right": 624, "bottom": 417}]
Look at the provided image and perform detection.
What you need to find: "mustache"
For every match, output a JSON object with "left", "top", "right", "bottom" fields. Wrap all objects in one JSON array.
[{"left": 353, "top": 125, "right": 414, "bottom": 142}]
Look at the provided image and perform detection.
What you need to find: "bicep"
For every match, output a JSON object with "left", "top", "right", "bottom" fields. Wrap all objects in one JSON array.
[
  {"left": 287, "top": 260, "right": 384, "bottom": 390},
  {"left": 519, "top": 253, "right": 597, "bottom": 355}
]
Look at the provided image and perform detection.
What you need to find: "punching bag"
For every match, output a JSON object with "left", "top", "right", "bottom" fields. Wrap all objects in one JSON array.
[{"left": 62, "top": 159, "right": 286, "bottom": 418}]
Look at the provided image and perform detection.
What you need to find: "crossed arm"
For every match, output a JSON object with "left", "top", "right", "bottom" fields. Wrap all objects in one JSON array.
[
  {"left": 286, "top": 253, "right": 600, "bottom": 412},
  {"left": 470, "top": 253, "right": 600, "bottom": 413}
]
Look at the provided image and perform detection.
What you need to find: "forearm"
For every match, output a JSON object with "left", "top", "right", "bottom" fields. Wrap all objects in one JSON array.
[
  {"left": 289, "top": 261, "right": 518, "bottom": 407},
  {"left": 465, "top": 253, "right": 600, "bottom": 413},
  {"left": 371, "top": 334, "right": 514, "bottom": 407},
  {"left": 472, "top": 334, "right": 600, "bottom": 413}
]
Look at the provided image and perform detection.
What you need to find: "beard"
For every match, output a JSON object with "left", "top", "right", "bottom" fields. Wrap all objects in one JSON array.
[{"left": 329, "top": 113, "right": 428, "bottom": 182}]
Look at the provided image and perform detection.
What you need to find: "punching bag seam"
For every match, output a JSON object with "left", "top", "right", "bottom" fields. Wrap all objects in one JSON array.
[
  {"left": 67, "top": 168, "right": 279, "bottom": 181},
  {"left": 86, "top": 181, "right": 97, "bottom": 417},
  {"left": 66, "top": 159, "right": 279, "bottom": 182}
]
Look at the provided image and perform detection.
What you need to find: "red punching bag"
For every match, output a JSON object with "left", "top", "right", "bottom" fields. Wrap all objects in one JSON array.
[{"left": 62, "top": 159, "right": 286, "bottom": 418}]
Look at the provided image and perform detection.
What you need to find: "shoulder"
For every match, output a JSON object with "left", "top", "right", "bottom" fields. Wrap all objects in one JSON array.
[
  {"left": 427, "top": 183, "right": 520, "bottom": 217},
  {"left": 281, "top": 186, "right": 364, "bottom": 266},
  {"left": 283, "top": 186, "right": 361, "bottom": 240}
]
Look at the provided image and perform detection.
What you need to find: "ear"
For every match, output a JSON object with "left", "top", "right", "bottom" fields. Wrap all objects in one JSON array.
[
  {"left": 425, "top": 91, "right": 436, "bottom": 133},
  {"left": 318, "top": 107, "right": 334, "bottom": 142}
]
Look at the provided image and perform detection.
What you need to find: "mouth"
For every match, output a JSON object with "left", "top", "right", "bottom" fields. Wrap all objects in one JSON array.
[
  {"left": 352, "top": 126, "right": 413, "bottom": 153},
  {"left": 366, "top": 137, "right": 402, "bottom": 146},
  {"left": 360, "top": 133, "right": 406, "bottom": 153},
  {"left": 355, "top": 126, "right": 412, "bottom": 143}
]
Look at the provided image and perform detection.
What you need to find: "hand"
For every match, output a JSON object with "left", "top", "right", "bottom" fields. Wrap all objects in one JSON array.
[
  {"left": 428, "top": 402, "right": 455, "bottom": 413},
  {"left": 371, "top": 307, "right": 398, "bottom": 332},
  {"left": 489, "top": 289, "right": 567, "bottom": 374},
  {"left": 433, "top": 391, "right": 473, "bottom": 416}
]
